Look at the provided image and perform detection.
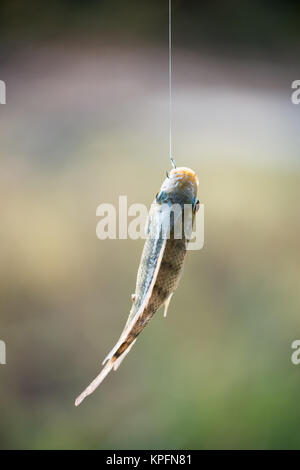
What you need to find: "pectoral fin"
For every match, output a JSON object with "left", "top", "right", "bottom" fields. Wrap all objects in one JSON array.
[{"left": 163, "top": 292, "right": 173, "bottom": 318}]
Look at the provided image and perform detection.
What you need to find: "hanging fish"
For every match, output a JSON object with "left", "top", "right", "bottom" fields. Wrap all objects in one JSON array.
[{"left": 75, "top": 167, "right": 199, "bottom": 406}]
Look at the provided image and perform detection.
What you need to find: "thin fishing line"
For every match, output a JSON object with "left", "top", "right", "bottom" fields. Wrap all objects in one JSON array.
[{"left": 169, "top": 0, "right": 176, "bottom": 169}]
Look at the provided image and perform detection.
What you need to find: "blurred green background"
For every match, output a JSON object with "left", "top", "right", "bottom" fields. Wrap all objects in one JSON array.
[{"left": 0, "top": 0, "right": 300, "bottom": 450}]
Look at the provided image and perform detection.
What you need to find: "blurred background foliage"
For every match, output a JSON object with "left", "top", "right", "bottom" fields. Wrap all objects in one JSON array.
[
  {"left": 1, "top": 0, "right": 300, "bottom": 58},
  {"left": 0, "top": 0, "right": 299, "bottom": 450}
]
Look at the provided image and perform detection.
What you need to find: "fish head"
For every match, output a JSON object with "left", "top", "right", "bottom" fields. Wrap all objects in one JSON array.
[
  {"left": 154, "top": 167, "right": 199, "bottom": 240},
  {"left": 157, "top": 167, "right": 199, "bottom": 208}
]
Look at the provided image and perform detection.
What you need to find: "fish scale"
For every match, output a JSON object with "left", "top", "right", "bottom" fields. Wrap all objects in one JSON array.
[{"left": 115, "top": 236, "right": 187, "bottom": 358}]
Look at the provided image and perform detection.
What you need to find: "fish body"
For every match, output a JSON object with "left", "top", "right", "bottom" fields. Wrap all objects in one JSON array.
[{"left": 75, "top": 167, "right": 199, "bottom": 406}]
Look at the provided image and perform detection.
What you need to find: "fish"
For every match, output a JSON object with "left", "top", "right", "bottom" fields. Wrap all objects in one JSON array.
[{"left": 75, "top": 166, "right": 199, "bottom": 406}]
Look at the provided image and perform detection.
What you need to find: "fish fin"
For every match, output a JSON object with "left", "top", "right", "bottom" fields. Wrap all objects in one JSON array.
[
  {"left": 125, "top": 238, "right": 167, "bottom": 329},
  {"left": 163, "top": 292, "right": 173, "bottom": 318},
  {"left": 113, "top": 339, "right": 136, "bottom": 371},
  {"left": 75, "top": 337, "right": 139, "bottom": 405},
  {"left": 102, "top": 236, "right": 168, "bottom": 367},
  {"left": 75, "top": 360, "right": 114, "bottom": 406},
  {"left": 131, "top": 293, "right": 136, "bottom": 303}
]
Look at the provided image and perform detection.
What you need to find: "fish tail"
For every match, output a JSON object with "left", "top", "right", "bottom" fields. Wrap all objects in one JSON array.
[
  {"left": 74, "top": 334, "right": 138, "bottom": 406},
  {"left": 75, "top": 360, "right": 114, "bottom": 406}
]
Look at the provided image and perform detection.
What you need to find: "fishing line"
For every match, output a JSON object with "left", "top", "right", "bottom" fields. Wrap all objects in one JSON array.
[{"left": 169, "top": 0, "right": 176, "bottom": 169}]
